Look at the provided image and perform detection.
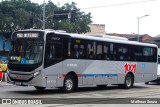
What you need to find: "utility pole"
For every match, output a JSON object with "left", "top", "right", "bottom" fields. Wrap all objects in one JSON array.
[
  {"left": 137, "top": 14, "right": 149, "bottom": 41},
  {"left": 42, "top": 0, "right": 46, "bottom": 30}
]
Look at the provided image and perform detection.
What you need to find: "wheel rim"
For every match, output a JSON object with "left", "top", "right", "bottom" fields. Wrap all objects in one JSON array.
[
  {"left": 126, "top": 77, "right": 132, "bottom": 87},
  {"left": 65, "top": 79, "right": 73, "bottom": 91}
]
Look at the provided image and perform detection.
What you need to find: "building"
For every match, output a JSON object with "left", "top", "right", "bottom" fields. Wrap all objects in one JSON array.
[
  {"left": 85, "top": 24, "right": 106, "bottom": 35},
  {"left": 152, "top": 35, "right": 160, "bottom": 55}
]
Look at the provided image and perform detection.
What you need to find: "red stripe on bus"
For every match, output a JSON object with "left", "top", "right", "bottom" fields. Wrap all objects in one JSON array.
[
  {"left": 77, "top": 74, "right": 82, "bottom": 77},
  {"left": 62, "top": 74, "right": 67, "bottom": 77}
]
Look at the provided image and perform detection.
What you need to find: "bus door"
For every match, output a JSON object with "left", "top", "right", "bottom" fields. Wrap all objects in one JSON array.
[{"left": 44, "top": 33, "right": 63, "bottom": 87}]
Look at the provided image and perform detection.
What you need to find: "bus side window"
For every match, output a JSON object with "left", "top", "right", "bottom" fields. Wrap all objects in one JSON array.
[
  {"left": 96, "top": 43, "right": 102, "bottom": 60},
  {"left": 67, "top": 39, "right": 71, "bottom": 57},
  {"left": 79, "top": 44, "right": 85, "bottom": 58},
  {"left": 143, "top": 47, "right": 156, "bottom": 62},
  {"left": 71, "top": 44, "right": 79, "bottom": 58},
  {"left": 133, "top": 46, "right": 143, "bottom": 62},
  {"left": 87, "top": 41, "right": 96, "bottom": 59},
  {"left": 70, "top": 39, "right": 85, "bottom": 59},
  {"left": 118, "top": 46, "right": 128, "bottom": 61},
  {"left": 110, "top": 43, "right": 118, "bottom": 61},
  {"left": 103, "top": 43, "right": 110, "bottom": 60}
]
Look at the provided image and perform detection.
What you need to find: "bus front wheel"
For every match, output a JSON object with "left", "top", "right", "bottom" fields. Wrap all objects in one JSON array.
[{"left": 63, "top": 75, "right": 76, "bottom": 93}]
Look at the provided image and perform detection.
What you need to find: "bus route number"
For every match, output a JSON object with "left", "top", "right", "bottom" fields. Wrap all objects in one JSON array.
[{"left": 124, "top": 63, "right": 136, "bottom": 73}]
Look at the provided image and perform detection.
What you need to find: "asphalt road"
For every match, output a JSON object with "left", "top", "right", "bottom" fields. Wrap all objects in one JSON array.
[{"left": 0, "top": 83, "right": 160, "bottom": 107}]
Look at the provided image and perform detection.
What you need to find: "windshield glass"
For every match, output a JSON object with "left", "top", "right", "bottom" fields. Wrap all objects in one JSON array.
[{"left": 9, "top": 39, "right": 43, "bottom": 64}]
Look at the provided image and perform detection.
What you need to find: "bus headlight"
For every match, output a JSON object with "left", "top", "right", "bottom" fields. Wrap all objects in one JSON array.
[{"left": 33, "top": 70, "right": 41, "bottom": 77}]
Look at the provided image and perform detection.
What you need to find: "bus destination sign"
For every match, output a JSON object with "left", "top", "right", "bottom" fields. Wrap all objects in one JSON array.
[{"left": 16, "top": 33, "right": 39, "bottom": 38}]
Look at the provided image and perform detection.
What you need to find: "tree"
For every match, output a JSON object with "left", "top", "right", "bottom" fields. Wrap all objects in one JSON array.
[
  {"left": 0, "top": 0, "right": 41, "bottom": 33},
  {"left": 53, "top": 2, "right": 92, "bottom": 33},
  {"left": 33, "top": 1, "right": 92, "bottom": 33},
  {"left": 0, "top": 0, "right": 92, "bottom": 34}
]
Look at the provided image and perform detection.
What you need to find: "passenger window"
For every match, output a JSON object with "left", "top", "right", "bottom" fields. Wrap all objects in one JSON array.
[
  {"left": 110, "top": 43, "right": 117, "bottom": 60},
  {"left": 87, "top": 41, "right": 96, "bottom": 59},
  {"left": 118, "top": 46, "right": 128, "bottom": 61},
  {"left": 143, "top": 47, "right": 156, "bottom": 62},
  {"left": 72, "top": 44, "right": 79, "bottom": 58},
  {"left": 79, "top": 44, "right": 85, "bottom": 58},
  {"left": 133, "top": 46, "right": 143, "bottom": 62},
  {"left": 143, "top": 47, "right": 153, "bottom": 56},
  {"left": 103, "top": 43, "right": 110, "bottom": 60},
  {"left": 70, "top": 39, "right": 85, "bottom": 59},
  {"left": 96, "top": 43, "right": 102, "bottom": 60}
]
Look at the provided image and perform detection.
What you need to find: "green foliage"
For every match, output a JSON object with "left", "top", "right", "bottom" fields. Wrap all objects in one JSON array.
[
  {"left": 0, "top": 0, "right": 92, "bottom": 34},
  {"left": 0, "top": 0, "right": 41, "bottom": 33},
  {"left": 54, "top": 2, "right": 92, "bottom": 33}
]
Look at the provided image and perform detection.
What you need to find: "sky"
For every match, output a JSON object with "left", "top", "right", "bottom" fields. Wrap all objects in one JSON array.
[{"left": 30, "top": 0, "right": 160, "bottom": 37}]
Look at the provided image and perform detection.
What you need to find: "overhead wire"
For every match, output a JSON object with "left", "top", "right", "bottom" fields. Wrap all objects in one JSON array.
[{"left": 80, "top": 0, "right": 157, "bottom": 9}]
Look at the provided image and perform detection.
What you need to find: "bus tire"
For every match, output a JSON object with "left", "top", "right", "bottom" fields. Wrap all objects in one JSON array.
[
  {"left": 63, "top": 75, "right": 75, "bottom": 93},
  {"left": 124, "top": 73, "right": 134, "bottom": 89},
  {"left": 34, "top": 86, "right": 45, "bottom": 91}
]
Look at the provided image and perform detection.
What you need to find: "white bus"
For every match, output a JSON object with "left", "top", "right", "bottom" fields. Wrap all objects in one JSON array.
[{"left": 7, "top": 29, "right": 158, "bottom": 92}]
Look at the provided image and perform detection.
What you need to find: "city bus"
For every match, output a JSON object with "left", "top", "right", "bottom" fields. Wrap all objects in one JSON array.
[{"left": 7, "top": 29, "right": 158, "bottom": 92}]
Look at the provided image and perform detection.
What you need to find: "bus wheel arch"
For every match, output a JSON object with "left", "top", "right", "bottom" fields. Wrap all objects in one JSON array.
[{"left": 62, "top": 71, "right": 78, "bottom": 93}]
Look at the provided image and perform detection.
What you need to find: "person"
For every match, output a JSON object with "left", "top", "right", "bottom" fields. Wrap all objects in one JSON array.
[
  {"left": 71, "top": 44, "right": 79, "bottom": 58},
  {"left": 48, "top": 45, "right": 55, "bottom": 59},
  {"left": 79, "top": 45, "right": 85, "bottom": 58},
  {"left": 74, "top": 48, "right": 79, "bottom": 58}
]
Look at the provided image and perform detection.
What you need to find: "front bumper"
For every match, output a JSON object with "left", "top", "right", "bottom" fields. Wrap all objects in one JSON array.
[{"left": 7, "top": 71, "right": 45, "bottom": 87}]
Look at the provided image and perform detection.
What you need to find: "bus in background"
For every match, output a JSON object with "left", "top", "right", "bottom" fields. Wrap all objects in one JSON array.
[{"left": 7, "top": 29, "right": 158, "bottom": 93}]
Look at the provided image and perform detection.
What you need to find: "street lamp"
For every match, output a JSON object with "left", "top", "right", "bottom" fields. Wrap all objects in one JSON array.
[{"left": 137, "top": 14, "right": 149, "bottom": 41}]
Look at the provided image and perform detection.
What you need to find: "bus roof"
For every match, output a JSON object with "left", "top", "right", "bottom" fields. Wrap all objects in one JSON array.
[
  {"left": 56, "top": 32, "right": 157, "bottom": 48},
  {"left": 16, "top": 29, "right": 158, "bottom": 48}
]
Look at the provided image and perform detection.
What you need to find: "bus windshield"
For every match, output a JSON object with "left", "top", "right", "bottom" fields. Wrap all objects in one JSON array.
[{"left": 9, "top": 39, "right": 43, "bottom": 65}]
